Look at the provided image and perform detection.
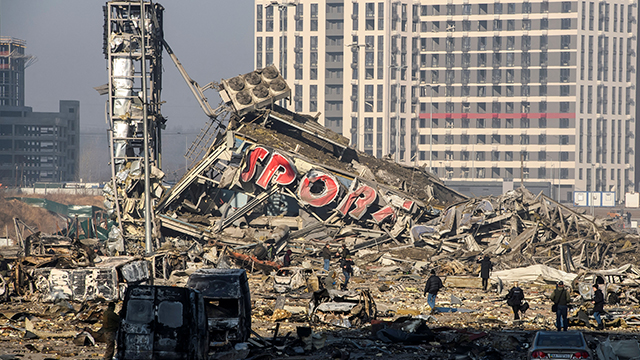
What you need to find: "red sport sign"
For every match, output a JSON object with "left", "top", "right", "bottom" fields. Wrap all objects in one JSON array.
[{"left": 239, "top": 145, "right": 417, "bottom": 223}]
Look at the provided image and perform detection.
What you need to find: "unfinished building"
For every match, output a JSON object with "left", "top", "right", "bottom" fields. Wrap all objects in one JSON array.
[{"left": 0, "top": 37, "right": 79, "bottom": 185}]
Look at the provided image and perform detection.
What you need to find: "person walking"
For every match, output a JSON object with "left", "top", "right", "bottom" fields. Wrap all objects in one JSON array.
[
  {"left": 322, "top": 243, "right": 332, "bottom": 271},
  {"left": 337, "top": 243, "right": 350, "bottom": 260},
  {"left": 477, "top": 255, "right": 493, "bottom": 291},
  {"left": 506, "top": 282, "right": 525, "bottom": 320},
  {"left": 592, "top": 284, "right": 605, "bottom": 330},
  {"left": 423, "top": 269, "right": 444, "bottom": 314},
  {"left": 283, "top": 249, "right": 292, "bottom": 267},
  {"left": 340, "top": 256, "right": 354, "bottom": 290},
  {"left": 101, "top": 302, "right": 120, "bottom": 360},
  {"left": 550, "top": 281, "right": 571, "bottom": 331}
]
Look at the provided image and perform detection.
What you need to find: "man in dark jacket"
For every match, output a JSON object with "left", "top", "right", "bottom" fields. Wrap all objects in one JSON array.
[
  {"left": 550, "top": 281, "right": 571, "bottom": 331},
  {"left": 322, "top": 243, "right": 332, "bottom": 271},
  {"left": 477, "top": 255, "right": 493, "bottom": 291},
  {"left": 340, "top": 256, "right": 354, "bottom": 290},
  {"left": 592, "top": 284, "right": 605, "bottom": 330},
  {"left": 506, "top": 282, "right": 525, "bottom": 320},
  {"left": 423, "top": 269, "right": 443, "bottom": 314},
  {"left": 283, "top": 249, "right": 292, "bottom": 267},
  {"left": 101, "top": 302, "right": 120, "bottom": 360}
]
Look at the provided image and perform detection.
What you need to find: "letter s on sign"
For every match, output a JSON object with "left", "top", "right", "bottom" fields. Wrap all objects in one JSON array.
[
  {"left": 240, "top": 146, "right": 270, "bottom": 183},
  {"left": 297, "top": 169, "right": 340, "bottom": 207},
  {"left": 255, "top": 152, "right": 297, "bottom": 189}
]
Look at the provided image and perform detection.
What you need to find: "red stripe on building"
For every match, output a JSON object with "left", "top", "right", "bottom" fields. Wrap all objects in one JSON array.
[{"left": 418, "top": 113, "right": 576, "bottom": 119}]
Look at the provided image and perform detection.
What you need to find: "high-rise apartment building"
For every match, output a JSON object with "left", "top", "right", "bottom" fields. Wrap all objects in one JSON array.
[
  {"left": 0, "top": 37, "right": 80, "bottom": 185},
  {"left": 253, "top": 0, "right": 637, "bottom": 203}
]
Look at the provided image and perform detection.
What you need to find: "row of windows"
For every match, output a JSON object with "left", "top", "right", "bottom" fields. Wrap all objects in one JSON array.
[
  {"left": 419, "top": 117, "right": 571, "bottom": 129},
  {"left": 419, "top": 2, "right": 569, "bottom": 16},
  {"left": 421, "top": 149, "right": 572, "bottom": 162},
  {"left": 424, "top": 18, "right": 573, "bottom": 33},
  {"left": 419, "top": 134, "right": 571, "bottom": 146},
  {"left": 423, "top": 53, "right": 572, "bottom": 69},
  {"left": 416, "top": 83, "right": 573, "bottom": 98},
  {"left": 420, "top": 35, "right": 572, "bottom": 52},
  {"left": 416, "top": 100, "right": 572, "bottom": 113}
]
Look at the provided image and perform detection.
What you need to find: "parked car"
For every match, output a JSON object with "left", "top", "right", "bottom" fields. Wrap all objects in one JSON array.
[
  {"left": 117, "top": 285, "right": 208, "bottom": 360},
  {"left": 187, "top": 268, "right": 252, "bottom": 346},
  {"left": 529, "top": 331, "right": 591, "bottom": 359}
]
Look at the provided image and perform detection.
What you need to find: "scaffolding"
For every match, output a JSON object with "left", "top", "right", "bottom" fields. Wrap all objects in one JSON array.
[
  {"left": 103, "top": 1, "right": 164, "bottom": 172},
  {"left": 103, "top": 1, "right": 164, "bottom": 251}
]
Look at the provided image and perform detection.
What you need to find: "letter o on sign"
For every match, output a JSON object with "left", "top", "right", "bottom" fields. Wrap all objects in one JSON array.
[{"left": 297, "top": 169, "right": 341, "bottom": 207}]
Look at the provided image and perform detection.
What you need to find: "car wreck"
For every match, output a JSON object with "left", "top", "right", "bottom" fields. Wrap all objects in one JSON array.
[
  {"left": 309, "top": 288, "right": 377, "bottom": 328},
  {"left": 117, "top": 285, "right": 208, "bottom": 360},
  {"left": 273, "top": 267, "right": 318, "bottom": 293},
  {"left": 186, "top": 268, "right": 252, "bottom": 346}
]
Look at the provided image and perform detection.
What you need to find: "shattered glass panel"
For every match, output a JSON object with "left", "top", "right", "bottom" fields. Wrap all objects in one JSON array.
[
  {"left": 126, "top": 299, "right": 153, "bottom": 323},
  {"left": 158, "top": 301, "right": 183, "bottom": 328}
]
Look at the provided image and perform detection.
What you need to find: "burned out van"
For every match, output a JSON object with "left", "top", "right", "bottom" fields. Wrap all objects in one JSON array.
[
  {"left": 117, "top": 285, "right": 208, "bottom": 360},
  {"left": 186, "top": 268, "right": 252, "bottom": 346}
]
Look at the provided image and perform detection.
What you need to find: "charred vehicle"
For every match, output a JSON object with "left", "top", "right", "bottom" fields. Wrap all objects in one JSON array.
[
  {"left": 117, "top": 285, "right": 208, "bottom": 360},
  {"left": 273, "top": 267, "right": 318, "bottom": 293},
  {"left": 187, "top": 269, "right": 252, "bottom": 346}
]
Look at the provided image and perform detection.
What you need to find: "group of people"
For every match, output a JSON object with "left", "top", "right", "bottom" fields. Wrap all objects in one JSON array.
[
  {"left": 319, "top": 243, "right": 354, "bottom": 290},
  {"left": 423, "top": 255, "right": 607, "bottom": 331}
]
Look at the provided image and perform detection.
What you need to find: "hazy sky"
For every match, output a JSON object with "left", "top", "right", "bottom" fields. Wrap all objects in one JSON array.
[{"left": 1, "top": 0, "right": 254, "bottom": 180}]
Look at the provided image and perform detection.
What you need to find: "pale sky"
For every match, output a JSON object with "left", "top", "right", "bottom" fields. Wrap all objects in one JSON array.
[{"left": 0, "top": 0, "right": 254, "bottom": 181}]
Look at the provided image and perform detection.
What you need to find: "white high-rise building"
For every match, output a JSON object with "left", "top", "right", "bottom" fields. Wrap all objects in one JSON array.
[{"left": 253, "top": 0, "right": 637, "bottom": 203}]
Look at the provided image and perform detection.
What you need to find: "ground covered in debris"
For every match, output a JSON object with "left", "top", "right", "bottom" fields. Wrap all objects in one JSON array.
[{"left": 0, "top": 271, "right": 638, "bottom": 359}]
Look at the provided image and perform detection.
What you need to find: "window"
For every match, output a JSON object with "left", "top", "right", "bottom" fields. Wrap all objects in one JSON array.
[
  {"left": 479, "top": 20, "right": 487, "bottom": 31},
  {"left": 508, "top": 3, "right": 515, "bottom": 14},
  {"left": 310, "top": 4, "right": 318, "bottom": 31},
  {"left": 478, "top": 37, "right": 486, "bottom": 51},
  {"left": 506, "top": 53, "right": 514, "bottom": 66},
  {"left": 562, "top": 1, "right": 572, "bottom": 12},
  {"left": 463, "top": 4, "right": 471, "bottom": 15},
  {"left": 540, "top": 18, "right": 548, "bottom": 30},
  {"left": 507, "top": 20, "right": 515, "bottom": 31},
  {"left": 493, "top": 19, "right": 502, "bottom": 31},
  {"left": 256, "top": 5, "right": 263, "bottom": 32},
  {"left": 522, "top": 2, "right": 531, "bottom": 13},
  {"left": 538, "top": 150, "right": 547, "bottom": 160},
  {"left": 562, "top": 18, "right": 572, "bottom": 29},
  {"left": 447, "top": 4, "right": 455, "bottom": 15}
]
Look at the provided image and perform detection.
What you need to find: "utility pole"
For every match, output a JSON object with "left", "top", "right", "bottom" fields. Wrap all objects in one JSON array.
[
  {"left": 429, "top": 85, "right": 436, "bottom": 173},
  {"left": 347, "top": 41, "right": 371, "bottom": 151},
  {"left": 140, "top": 0, "right": 152, "bottom": 255},
  {"left": 520, "top": 152, "right": 524, "bottom": 188}
]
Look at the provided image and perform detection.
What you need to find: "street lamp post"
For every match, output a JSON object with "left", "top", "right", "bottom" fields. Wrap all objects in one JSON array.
[
  {"left": 347, "top": 42, "right": 372, "bottom": 151},
  {"left": 391, "top": 65, "right": 407, "bottom": 163},
  {"left": 267, "top": 1, "right": 296, "bottom": 107}
]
